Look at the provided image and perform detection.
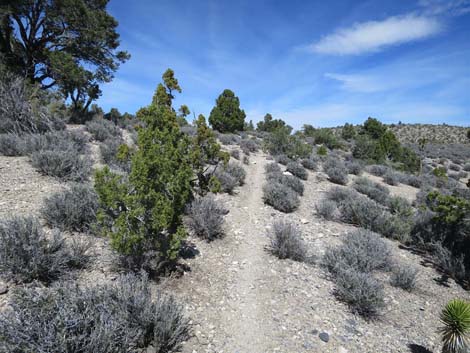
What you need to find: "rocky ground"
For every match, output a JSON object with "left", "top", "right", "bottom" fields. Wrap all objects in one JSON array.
[{"left": 0, "top": 133, "right": 469, "bottom": 353}]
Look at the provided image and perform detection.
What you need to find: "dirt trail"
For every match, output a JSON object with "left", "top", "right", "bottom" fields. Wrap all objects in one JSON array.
[{"left": 218, "top": 153, "right": 272, "bottom": 352}]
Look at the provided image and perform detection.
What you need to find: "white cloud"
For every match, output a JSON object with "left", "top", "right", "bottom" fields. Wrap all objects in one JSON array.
[
  {"left": 324, "top": 73, "right": 384, "bottom": 93},
  {"left": 419, "top": 0, "right": 470, "bottom": 16},
  {"left": 311, "top": 14, "right": 442, "bottom": 55}
]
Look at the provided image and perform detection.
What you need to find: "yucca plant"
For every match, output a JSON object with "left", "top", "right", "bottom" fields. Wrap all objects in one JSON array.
[{"left": 440, "top": 299, "right": 470, "bottom": 353}]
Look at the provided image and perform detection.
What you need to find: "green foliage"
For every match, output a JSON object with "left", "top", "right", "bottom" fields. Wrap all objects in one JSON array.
[
  {"left": 104, "top": 107, "right": 121, "bottom": 124},
  {"left": 190, "top": 114, "right": 229, "bottom": 194},
  {"left": 209, "top": 89, "right": 246, "bottom": 132},
  {"left": 257, "top": 113, "right": 292, "bottom": 133},
  {"left": 94, "top": 71, "right": 192, "bottom": 270},
  {"left": 302, "top": 124, "right": 316, "bottom": 137},
  {"left": 341, "top": 123, "right": 356, "bottom": 140},
  {"left": 176, "top": 105, "right": 190, "bottom": 126},
  {"left": 353, "top": 117, "right": 420, "bottom": 172},
  {"left": 440, "top": 299, "right": 470, "bottom": 353},
  {"left": 263, "top": 127, "right": 311, "bottom": 159},
  {"left": 434, "top": 166, "right": 448, "bottom": 178},
  {"left": 427, "top": 192, "right": 470, "bottom": 226},
  {"left": 317, "top": 145, "right": 328, "bottom": 156},
  {"left": 362, "top": 117, "right": 387, "bottom": 139},
  {"left": 0, "top": 0, "right": 130, "bottom": 114},
  {"left": 311, "top": 128, "right": 341, "bottom": 149},
  {"left": 353, "top": 135, "right": 385, "bottom": 163},
  {"left": 467, "top": 129, "right": 470, "bottom": 140}
]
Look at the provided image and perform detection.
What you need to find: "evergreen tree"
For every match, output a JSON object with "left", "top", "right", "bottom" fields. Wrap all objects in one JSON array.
[
  {"left": 209, "top": 89, "right": 246, "bottom": 132},
  {"left": 94, "top": 70, "right": 192, "bottom": 270},
  {"left": 190, "top": 114, "right": 229, "bottom": 194}
]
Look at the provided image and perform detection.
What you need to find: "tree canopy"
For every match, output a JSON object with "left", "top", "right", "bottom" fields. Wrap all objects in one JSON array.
[
  {"left": 257, "top": 113, "right": 291, "bottom": 133},
  {"left": 209, "top": 89, "right": 246, "bottom": 133},
  {"left": 0, "top": 0, "right": 129, "bottom": 113}
]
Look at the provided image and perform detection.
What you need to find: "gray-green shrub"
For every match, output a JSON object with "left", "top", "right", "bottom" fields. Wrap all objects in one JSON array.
[
  {"left": 31, "top": 148, "right": 91, "bottom": 181},
  {"left": 301, "top": 158, "right": 317, "bottom": 171},
  {"left": 0, "top": 216, "right": 84, "bottom": 283},
  {"left": 269, "top": 220, "right": 307, "bottom": 262},
  {"left": 315, "top": 200, "right": 338, "bottom": 220},
  {"left": 85, "top": 118, "right": 121, "bottom": 142},
  {"left": 353, "top": 177, "right": 390, "bottom": 205},
  {"left": 41, "top": 184, "right": 98, "bottom": 232},
  {"left": 334, "top": 267, "right": 385, "bottom": 317},
  {"left": 186, "top": 195, "right": 227, "bottom": 241},
  {"left": 262, "top": 182, "right": 300, "bottom": 213},
  {"left": 323, "top": 229, "right": 392, "bottom": 274},
  {"left": 390, "top": 264, "right": 418, "bottom": 291},
  {"left": 286, "top": 161, "right": 308, "bottom": 180},
  {"left": 0, "top": 133, "right": 26, "bottom": 156},
  {"left": 0, "top": 272, "right": 190, "bottom": 353}
]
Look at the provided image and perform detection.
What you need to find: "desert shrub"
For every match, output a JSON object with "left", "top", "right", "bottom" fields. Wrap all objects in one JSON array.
[
  {"left": 240, "top": 138, "right": 258, "bottom": 154},
  {"left": 325, "top": 186, "right": 356, "bottom": 203},
  {"left": 243, "top": 155, "right": 249, "bottom": 165},
  {"left": 301, "top": 158, "right": 317, "bottom": 171},
  {"left": 325, "top": 163, "right": 348, "bottom": 185},
  {"left": 265, "top": 162, "right": 281, "bottom": 174},
  {"left": 341, "top": 123, "right": 356, "bottom": 140},
  {"left": 399, "top": 173, "right": 422, "bottom": 188},
  {"left": 0, "top": 272, "right": 190, "bottom": 353},
  {"left": 388, "top": 196, "right": 413, "bottom": 217},
  {"left": 353, "top": 177, "right": 390, "bottom": 205},
  {"left": 286, "top": 161, "right": 308, "bottom": 180},
  {"left": 31, "top": 148, "right": 91, "bottom": 181},
  {"left": 23, "top": 130, "right": 89, "bottom": 155},
  {"left": 323, "top": 229, "right": 392, "bottom": 274},
  {"left": 185, "top": 195, "right": 227, "bottom": 241},
  {"left": 310, "top": 128, "right": 341, "bottom": 149},
  {"left": 463, "top": 163, "right": 470, "bottom": 172},
  {"left": 230, "top": 149, "right": 240, "bottom": 160},
  {"left": 269, "top": 220, "right": 307, "bottom": 262},
  {"left": 329, "top": 190, "right": 411, "bottom": 241},
  {"left": 449, "top": 163, "right": 461, "bottom": 171},
  {"left": 432, "top": 242, "right": 467, "bottom": 282},
  {"left": 457, "top": 171, "right": 468, "bottom": 179},
  {"left": 0, "top": 216, "right": 82, "bottom": 283},
  {"left": 390, "top": 265, "right": 418, "bottom": 291},
  {"left": 263, "top": 127, "right": 311, "bottom": 159},
  {"left": 334, "top": 267, "right": 385, "bottom": 317},
  {"left": 213, "top": 169, "right": 238, "bottom": 194},
  {"left": 100, "top": 138, "right": 132, "bottom": 172},
  {"left": 218, "top": 133, "right": 241, "bottom": 145},
  {"left": 223, "top": 162, "right": 246, "bottom": 185},
  {"left": 439, "top": 299, "right": 470, "bottom": 353},
  {"left": 266, "top": 171, "right": 304, "bottom": 195},
  {"left": 0, "top": 74, "right": 66, "bottom": 134},
  {"left": 433, "top": 166, "right": 448, "bottom": 178},
  {"left": 85, "top": 118, "right": 122, "bottom": 142},
  {"left": 262, "top": 182, "right": 300, "bottom": 213},
  {"left": 346, "top": 160, "right": 363, "bottom": 175},
  {"left": 315, "top": 200, "right": 338, "bottom": 220},
  {"left": 0, "top": 133, "right": 26, "bottom": 156},
  {"left": 367, "top": 164, "right": 389, "bottom": 177},
  {"left": 41, "top": 184, "right": 98, "bottom": 232},
  {"left": 275, "top": 154, "right": 291, "bottom": 165},
  {"left": 383, "top": 170, "right": 400, "bottom": 186},
  {"left": 317, "top": 145, "right": 328, "bottom": 156}
]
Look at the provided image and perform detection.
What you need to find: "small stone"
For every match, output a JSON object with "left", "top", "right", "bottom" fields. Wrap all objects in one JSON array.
[
  {"left": 338, "top": 347, "right": 348, "bottom": 353},
  {"left": 319, "top": 332, "right": 330, "bottom": 343},
  {"left": 283, "top": 171, "right": 293, "bottom": 176},
  {"left": 300, "top": 218, "right": 309, "bottom": 224},
  {"left": 311, "top": 329, "right": 319, "bottom": 335},
  {"left": 0, "top": 283, "right": 8, "bottom": 295}
]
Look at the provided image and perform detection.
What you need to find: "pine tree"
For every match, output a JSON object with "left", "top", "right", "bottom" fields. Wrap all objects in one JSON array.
[{"left": 209, "top": 89, "right": 246, "bottom": 132}]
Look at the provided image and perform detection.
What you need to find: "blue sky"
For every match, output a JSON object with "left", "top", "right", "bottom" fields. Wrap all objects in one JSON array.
[{"left": 98, "top": 0, "right": 470, "bottom": 129}]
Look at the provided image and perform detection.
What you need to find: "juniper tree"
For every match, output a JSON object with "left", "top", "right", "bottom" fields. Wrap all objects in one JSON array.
[
  {"left": 94, "top": 70, "right": 192, "bottom": 270},
  {"left": 209, "top": 89, "right": 246, "bottom": 132}
]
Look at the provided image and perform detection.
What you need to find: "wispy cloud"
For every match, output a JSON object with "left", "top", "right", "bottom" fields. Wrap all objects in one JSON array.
[
  {"left": 419, "top": 0, "right": 470, "bottom": 16},
  {"left": 311, "top": 14, "right": 442, "bottom": 55}
]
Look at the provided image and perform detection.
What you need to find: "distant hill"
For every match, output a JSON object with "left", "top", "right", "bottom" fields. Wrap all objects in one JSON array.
[{"left": 388, "top": 123, "right": 470, "bottom": 145}]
